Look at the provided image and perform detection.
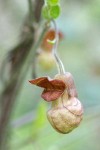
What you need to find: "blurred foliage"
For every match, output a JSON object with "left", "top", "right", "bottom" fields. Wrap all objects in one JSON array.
[{"left": 0, "top": 0, "right": 100, "bottom": 150}]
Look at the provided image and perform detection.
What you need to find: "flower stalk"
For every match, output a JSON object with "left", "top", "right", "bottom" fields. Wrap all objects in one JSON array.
[{"left": 51, "top": 19, "right": 65, "bottom": 75}]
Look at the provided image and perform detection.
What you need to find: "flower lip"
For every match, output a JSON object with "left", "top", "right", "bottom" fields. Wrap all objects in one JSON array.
[
  {"left": 41, "top": 29, "right": 64, "bottom": 51},
  {"left": 29, "top": 76, "right": 66, "bottom": 101}
]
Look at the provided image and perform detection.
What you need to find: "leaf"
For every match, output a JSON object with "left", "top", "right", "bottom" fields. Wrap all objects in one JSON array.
[
  {"left": 47, "top": 0, "right": 59, "bottom": 6},
  {"left": 42, "top": 4, "right": 61, "bottom": 19},
  {"left": 29, "top": 77, "right": 66, "bottom": 101},
  {"left": 32, "top": 102, "right": 47, "bottom": 136},
  {"left": 34, "top": 102, "right": 47, "bottom": 129},
  {"left": 49, "top": 5, "right": 61, "bottom": 19},
  {"left": 42, "top": 6, "right": 51, "bottom": 19}
]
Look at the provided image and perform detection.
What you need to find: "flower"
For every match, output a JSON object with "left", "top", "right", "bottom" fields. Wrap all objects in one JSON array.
[
  {"left": 41, "top": 29, "right": 63, "bottom": 52},
  {"left": 29, "top": 72, "right": 83, "bottom": 134},
  {"left": 37, "top": 29, "right": 63, "bottom": 71},
  {"left": 37, "top": 51, "right": 56, "bottom": 71},
  {"left": 29, "top": 76, "right": 66, "bottom": 101}
]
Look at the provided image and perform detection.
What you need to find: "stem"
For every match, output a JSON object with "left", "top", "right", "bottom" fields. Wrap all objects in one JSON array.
[
  {"left": 28, "top": 0, "right": 34, "bottom": 23},
  {"left": 52, "top": 19, "right": 65, "bottom": 74},
  {"left": 0, "top": 22, "right": 48, "bottom": 150},
  {"left": 18, "top": 23, "right": 48, "bottom": 85},
  {"left": 0, "top": 0, "right": 45, "bottom": 149},
  {"left": 28, "top": 0, "right": 33, "bottom": 14}
]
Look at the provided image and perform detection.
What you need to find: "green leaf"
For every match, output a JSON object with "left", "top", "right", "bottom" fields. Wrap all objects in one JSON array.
[
  {"left": 42, "top": 4, "right": 60, "bottom": 19},
  {"left": 47, "top": 0, "right": 59, "bottom": 6},
  {"left": 42, "top": 6, "right": 51, "bottom": 19},
  {"left": 34, "top": 102, "right": 47, "bottom": 129},
  {"left": 49, "top": 5, "right": 61, "bottom": 19}
]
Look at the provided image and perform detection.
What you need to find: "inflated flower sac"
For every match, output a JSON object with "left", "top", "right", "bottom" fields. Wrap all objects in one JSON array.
[
  {"left": 37, "top": 51, "right": 55, "bottom": 71},
  {"left": 29, "top": 72, "right": 83, "bottom": 134}
]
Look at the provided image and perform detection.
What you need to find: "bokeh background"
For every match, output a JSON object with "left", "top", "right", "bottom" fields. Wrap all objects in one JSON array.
[{"left": 0, "top": 0, "right": 100, "bottom": 150}]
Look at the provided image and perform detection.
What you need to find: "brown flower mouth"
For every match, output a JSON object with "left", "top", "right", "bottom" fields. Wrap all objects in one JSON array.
[
  {"left": 29, "top": 77, "right": 66, "bottom": 101},
  {"left": 41, "top": 29, "right": 63, "bottom": 52}
]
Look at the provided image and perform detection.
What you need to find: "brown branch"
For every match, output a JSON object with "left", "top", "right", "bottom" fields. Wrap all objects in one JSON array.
[
  {"left": 34, "top": 0, "right": 44, "bottom": 22},
  {"left": 0, "top": 0, "right": 44, "bottom": 149}
]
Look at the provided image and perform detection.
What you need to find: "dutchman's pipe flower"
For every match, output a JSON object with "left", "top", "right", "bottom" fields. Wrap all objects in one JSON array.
[{"left": 29, "top": 72, "right": 83, "bottom": 134}]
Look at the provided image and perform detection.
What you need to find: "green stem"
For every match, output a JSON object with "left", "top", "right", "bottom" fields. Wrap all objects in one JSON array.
[{"left": 52, "top": 19, "right": 65, "bottom": 75}]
